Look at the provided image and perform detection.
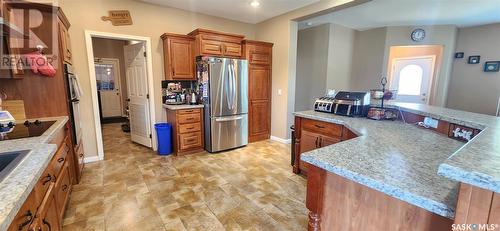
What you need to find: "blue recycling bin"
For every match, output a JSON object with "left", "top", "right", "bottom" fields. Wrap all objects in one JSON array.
[{"left": 154, "top": 123, "right": 172, "bottom": 155}]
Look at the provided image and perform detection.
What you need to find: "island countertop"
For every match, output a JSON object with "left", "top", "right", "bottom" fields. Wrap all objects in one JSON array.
[
  {"left": 297, "top": 102, "right": 500, "bottom": 219},
  {"left": 295, "top": 109, "right": 464, "bottom": 219},
  {"left": 0, "top": 116, "right": 68, "bottom": 231}
]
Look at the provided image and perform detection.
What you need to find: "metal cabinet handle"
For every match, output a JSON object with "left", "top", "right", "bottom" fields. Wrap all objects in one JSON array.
[
  {"left": 57, "top": 157, "right": 65, "bottom": 163},
  {"left": 18, "top": 210, "right": 33, "bottom": 230},
  {"left": 62, "top": 184, "right": 68, "bottom": 192},
  {"left": 314, "top": 124, "right": 325, "bottom": 129},
  {"left": 184, "top": 110, "right": 194, "bottom": 113},
  {"left": 319, "top": 137, "right": 323, "bottom": 147},
  {"left": 42, "top": 219, "right": 51, "bottom": 231},
  {"left": 315, "top": 137, "right": 319, "bottom": 148},
  {"left": 42, "top": 174, "right": 52, "bottom": 185},
  {"left": 79, "top": 153, "right": 84, "bottom": 157}
]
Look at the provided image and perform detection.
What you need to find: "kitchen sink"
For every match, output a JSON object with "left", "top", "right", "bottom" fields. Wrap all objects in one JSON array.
[{"left": 0, "top": 150, "right": 29, "bottom": 183}]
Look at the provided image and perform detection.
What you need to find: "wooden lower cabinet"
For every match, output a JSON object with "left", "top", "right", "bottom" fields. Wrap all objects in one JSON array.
[
  {"left": 294, "top": 117, "right": 358, "bottom": 174},
  {"left": 167, "top": 108, "right": 204, "bottom": 155},
  {"left": 8, "top": 123, "right": 76, "bottom": 230}
]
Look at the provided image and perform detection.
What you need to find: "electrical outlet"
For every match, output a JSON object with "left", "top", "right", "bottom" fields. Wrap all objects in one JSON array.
[{"left": 423, "top": 117, "right": 438, "bottom": 129}]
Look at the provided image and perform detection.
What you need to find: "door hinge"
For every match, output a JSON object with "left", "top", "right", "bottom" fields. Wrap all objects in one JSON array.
[
  {"left": 143, "top": 51, "right": 147, "bottom": 57},
  {"left": 149, "top": 134, "right": 152, "bottom": 138},
  {"left": 146, "top": 94, "right": 149, "bottom": 99}
]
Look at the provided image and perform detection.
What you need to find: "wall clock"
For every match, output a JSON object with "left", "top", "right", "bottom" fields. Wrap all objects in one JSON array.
[{"left": 411, "top": 28, "right": 426, "bottom": 42}]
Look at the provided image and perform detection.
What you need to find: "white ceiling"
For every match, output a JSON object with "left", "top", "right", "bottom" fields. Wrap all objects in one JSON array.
[
  {"left": 139, "top": 0, "right": 320, "bottom": 24},
  {"left": 299, "top": 0, "right": 500, "bottom": 30}
]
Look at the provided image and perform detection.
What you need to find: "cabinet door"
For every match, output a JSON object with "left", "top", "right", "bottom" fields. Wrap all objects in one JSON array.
[
  {"left": 55, "top": 162, "right": 72, "bottom": 220},
  {"left": 320, "top": 136, "right": 341, "bottom": 147},
  {"left": 249, "top": 65, "right": 271, "bottom": 100},
  {"left": 300, "top": 130, "right": 320, "bottom": 154},
  {"left": 38, "top": 185, "right": 61, "bottom": 231},
  {"left": 8, "top": 191, "right": 38, "bottom": 231},
  {"left": 58, "top": 22, "right": 71, "bottom": 64},
  {"left": 223, "top": 42, "right": 242, "bottom": 57},
  {"left": 249, "top": 100, "right": 270, "bottom": 138},
  {"left": 179, "top": 132, "right": 203, "bottom": 150},
  {"left": 201, "top": 40, "right": 223, "bottom": 56},
  {"left": 169, "top": 38, "right": 194, "bottom": 80}
]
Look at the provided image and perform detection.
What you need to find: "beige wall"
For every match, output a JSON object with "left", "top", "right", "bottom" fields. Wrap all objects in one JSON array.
[
  {"left": 295, "top": 24, "right": 330, "bottom": 112},
  {"left": 382, "top": 25, "right": 457, "bottom": 106},
  {"left": 91, "top": 38, "right": 128, "bottom": 115},
  {"left": 326, "top": 23, "right": 354, "bottom": 91},
  {"left": 447, "top": 23, "right": 500, "bottom": 115},
  {"left": 256, "top": 0, "right": 361, "bottom": 139},
  {"left": 60, "top": 0, "right": 256, "bottom": 158},
  {"left": 349, "top": 27, "right": 386, "bottom": 91}
]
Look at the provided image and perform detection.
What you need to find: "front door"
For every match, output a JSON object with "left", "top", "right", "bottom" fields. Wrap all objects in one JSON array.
[
  {"left": 124, "top": 43, "right": 152, "bottom": 147},
  {"left": 391, "top": 57, "right": 435, "bottom": 104},
  {"left": 95, "top": 60, "right": 123, "bottom": 118}
]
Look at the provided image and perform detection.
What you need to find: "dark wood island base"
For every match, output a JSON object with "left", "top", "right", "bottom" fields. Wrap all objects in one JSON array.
[{"left": 306, "top": 164, "right": 453, "bottom": 231}]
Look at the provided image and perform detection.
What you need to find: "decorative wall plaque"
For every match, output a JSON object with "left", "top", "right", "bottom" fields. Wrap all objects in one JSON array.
[{"left": 101, "top": 10, "right": 133, "bottom": 26}]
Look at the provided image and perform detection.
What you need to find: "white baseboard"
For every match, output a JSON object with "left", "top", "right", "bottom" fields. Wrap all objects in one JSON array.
[
  {"left": 270, "top": 136, "right": 292, "bottom": 144},
  {"left": 84, "top": 155, "right": 102, "bottom": 163}
]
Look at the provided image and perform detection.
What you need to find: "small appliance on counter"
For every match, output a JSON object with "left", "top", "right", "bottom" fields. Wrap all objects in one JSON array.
[{"left": 314, "top": 91, "right": 370, "bottom": 117}]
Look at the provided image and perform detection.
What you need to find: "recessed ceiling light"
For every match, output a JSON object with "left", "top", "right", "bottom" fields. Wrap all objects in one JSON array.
[
  {"left": 250, "top": 1, "right": 260, "bottom": 7},
  {"left": 306, "top": 22, "right": 313, "bottom": 26}
]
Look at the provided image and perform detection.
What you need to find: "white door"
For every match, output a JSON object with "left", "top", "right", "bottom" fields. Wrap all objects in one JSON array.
[
  {"left": 95, "top": 61, "right": 123, "bottom": 118},
  {"left": 124, "top": 43, "right": 152, "bottom": 147},
  {"left": 391, "top": 57, "right": 435, "bottom": 104}
]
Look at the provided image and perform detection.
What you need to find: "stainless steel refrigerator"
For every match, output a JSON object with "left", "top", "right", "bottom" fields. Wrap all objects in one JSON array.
[{"left": 201, "top": 57, "right": 248, "bottom": 152}]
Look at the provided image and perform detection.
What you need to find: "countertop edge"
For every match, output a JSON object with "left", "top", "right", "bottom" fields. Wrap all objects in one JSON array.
[
  {"left": 438, "top": 163, "right": 500, "bottom": 193},
  {"left": 301, "top": 154, "right": 455, "bottom": 219},
  {"left": 162, "top": 104, "right": 204, "bottom": 110}
]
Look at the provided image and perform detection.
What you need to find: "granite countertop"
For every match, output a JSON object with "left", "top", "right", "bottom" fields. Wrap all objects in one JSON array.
[
  {"left": 297, "top": 102, "right": 500, "bottom": 219},
  {"left": 163, "top": 104, "right": 204, "bottom": 110},
  {"left": 296, "top": 110, "right": 463, "bottom": 219},
  {"left": 0, "top": 116, "right": 68, "bottom": 231}
]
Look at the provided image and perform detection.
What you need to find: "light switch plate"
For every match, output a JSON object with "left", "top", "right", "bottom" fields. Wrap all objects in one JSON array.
[{"left": 423, "top": 117, "right": 438, "bottom": 129}]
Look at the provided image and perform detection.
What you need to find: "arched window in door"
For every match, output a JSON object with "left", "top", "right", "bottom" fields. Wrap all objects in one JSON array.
[{"left": 398, "top": 64, "right": 423, "bottom": 96}]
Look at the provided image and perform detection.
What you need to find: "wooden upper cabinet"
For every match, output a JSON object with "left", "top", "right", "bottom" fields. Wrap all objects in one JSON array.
[
  {"left": 161, "top": 33, "right": 195, "bottom": 80},
  {"left": 58, "top": 11, "right": 72, "bottom": 64},
  {"left": 248, "top": 65, "right": 271, "bottom": 100},
  {"left": 243, "top": 40, "right": 273, "bottom": 65},
  {"left": 188, "top": 28, "right": 244, "bottom": 58}
]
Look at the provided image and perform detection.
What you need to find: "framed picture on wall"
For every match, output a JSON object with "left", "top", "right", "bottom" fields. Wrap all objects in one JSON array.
[
  {"left": 484, "top": 61, "right": 500, "bottom": 72},
  {"left": 455, "top": 52, "right": 464, "bottom": 59},
  {"left": 468, "top": 55, "right": 481, "bottom": 64}
]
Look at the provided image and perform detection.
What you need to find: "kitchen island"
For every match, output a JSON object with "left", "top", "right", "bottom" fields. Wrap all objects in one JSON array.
[{"left": 295, "top": 103, "right": 500, "bottom": 231}]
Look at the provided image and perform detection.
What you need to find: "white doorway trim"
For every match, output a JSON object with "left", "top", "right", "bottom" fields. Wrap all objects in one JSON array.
[
  {"left": 84, "top": 30, "right": 157, "bottom": 162},
  {"left": 389, "top": 55, "right": 436, "bottom": 104},
  {"left": 94, "top": 57, "right": 125, "bottom": 117}
]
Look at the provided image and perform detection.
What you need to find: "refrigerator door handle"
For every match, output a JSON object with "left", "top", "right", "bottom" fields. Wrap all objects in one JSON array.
[{"left": 215, "top": 116, "right": 243, "bottom": 122}]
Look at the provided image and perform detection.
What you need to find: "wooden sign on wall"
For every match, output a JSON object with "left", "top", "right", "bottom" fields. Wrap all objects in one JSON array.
[{"left": 101, "top": 10, "right": 133, "bottom": 26}]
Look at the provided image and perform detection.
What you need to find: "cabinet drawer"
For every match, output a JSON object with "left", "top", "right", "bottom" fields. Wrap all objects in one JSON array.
[
  {"left": 201, "top": 40, "right": 223, "bottom": 56},
  {"left": 179, "top": 132, "right": 202, "bottom": 150},
  {"left": 302, "top": 118, "right": 343, "bottom": 138},
  {"left": 51, "top": 140, "right": 69, "bottom": 176},
  {"left": 177, "top": 108, "right": 201, "bottom": 115},
  {"left": 223, "top": 43, "right": 242, "bottom": 57},
  {"left": 179, "top": 123, "right": 201, "bottom": 134},
  {"left": 178, "top": 113, "right": 201, "bottom": 124}
]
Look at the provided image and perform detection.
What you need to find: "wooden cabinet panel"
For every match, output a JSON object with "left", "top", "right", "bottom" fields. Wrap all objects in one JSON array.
[
  {"left": 161, "top": 34, "right": 195, "bottom": 80},
  {"left": 51, "top": 140, "right": 69, "bottom": 176},
  {"left": 8, "top": 191, "right": 38, "bottom": 231},
  {"left": 300, "top": 130, "right": 320, "bottom": 154},
  {"left": 59, "top": 21, "right": 72, "bottom": 64},
  {"left": 302, "top": 118, "right": 343, "bottom": 138},
  {"left": 74, "top": 141, "right": 85, "bottom": 183},
  {"left": 249, "top": 66, "right": 271, "bottom": 100},
  {"left": 178, "top": 113, "right": 200, "bottom": 124},
  {"left": 179, "top": 122, "right": 201, "bottom": 134},
  {"left": 223, "top": 43, "right": 242, "bottom": 57},
  {"left": 320, "top": 136, "right": 341, "bottom": 147},
  {"left": 249, "top": 100, "right": 270, "bottom": 136},
  {"left": 179, "top": 132, "right": 202, "bottom": 150},
  {"left": 54, "top": 162, "right": 71, "bottom": 220},
  {"left": 37, "top": 185, "right": 61, "bottom": 231},
  {"left": 201, "top": 40, "right": 223, "bottom": 56},
  {"left": 34, "top": 166, "right": 56, "bottom": 205}
]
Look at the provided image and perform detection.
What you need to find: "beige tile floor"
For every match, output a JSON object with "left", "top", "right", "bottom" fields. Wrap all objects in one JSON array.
[{"left": 62, "top": 123, "right": 308, "bottom": 231}]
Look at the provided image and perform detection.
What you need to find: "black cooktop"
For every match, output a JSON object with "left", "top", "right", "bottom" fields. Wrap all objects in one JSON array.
[{"left": 0, "top": 120, "right": 56, "bottom": 141}]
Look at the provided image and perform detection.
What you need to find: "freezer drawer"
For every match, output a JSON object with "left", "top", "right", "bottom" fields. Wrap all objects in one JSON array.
[{"left": 206, "top": 114, "right": 248, "bottom": 152}]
